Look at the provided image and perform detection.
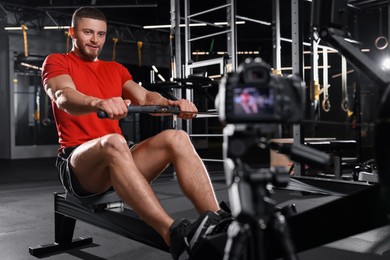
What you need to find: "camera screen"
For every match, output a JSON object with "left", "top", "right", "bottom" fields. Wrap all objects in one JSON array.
[{"left": 232, "top": 86, "right": 274, "bottom": 118}]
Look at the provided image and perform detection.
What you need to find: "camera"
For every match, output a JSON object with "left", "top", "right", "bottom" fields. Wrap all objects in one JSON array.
[{"left": 217, "top": 58, "right": 306, "bottom": 124}]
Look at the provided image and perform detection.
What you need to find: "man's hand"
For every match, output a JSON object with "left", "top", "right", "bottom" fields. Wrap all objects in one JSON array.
[
  {"left": 168, "top": 99, "right": 198, "bottom": 119},
  {"left": 97, "top": 97, "right": 131, "bottom": 119}
]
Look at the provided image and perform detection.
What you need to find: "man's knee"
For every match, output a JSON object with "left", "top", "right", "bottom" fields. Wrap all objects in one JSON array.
[
  {"left": 162, "top": 129, "right": 193, "bottom": 150},
  {"left": 100, "top": 134, "right": 129, "bottom": 155}
]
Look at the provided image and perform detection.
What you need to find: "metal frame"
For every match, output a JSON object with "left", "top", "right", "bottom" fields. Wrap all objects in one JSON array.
[
  {"left": 168, "top": 0, "right": 237, "bottom": 162},
  {"left": 29, "top": 192, "right": 169, "bottom": 257},
  {"left": 29, "top": 190, "right": 228, "bottom": 258},
  {"left": 182, "top": 0, "right": 237, "bottom": 118},
  {"left": 183, "top": 1, "right": 237, "bottom": 76}
]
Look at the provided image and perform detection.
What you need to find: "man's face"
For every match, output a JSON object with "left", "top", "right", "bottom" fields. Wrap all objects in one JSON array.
[{"left": 71, "top": 17, "right": 107, "bottom": 61}]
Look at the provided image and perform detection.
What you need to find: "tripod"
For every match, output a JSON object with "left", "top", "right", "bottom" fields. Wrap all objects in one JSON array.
[
  {"left": 223, "top": 160, "right": 298, "bottom": 260},
  {"left": 222, "top": 124, "right": 330, "bottom": 260}
]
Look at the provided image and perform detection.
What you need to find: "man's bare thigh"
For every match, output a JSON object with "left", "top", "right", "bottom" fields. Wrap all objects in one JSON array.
[
  {"left": 69, "top": 130, "right": 180, "bottom": 191},
  {"left": 69, "top": 137, "right": 114, "bottom": 193}
]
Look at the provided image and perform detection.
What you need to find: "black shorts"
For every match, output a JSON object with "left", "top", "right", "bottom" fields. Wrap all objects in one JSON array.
[
  {"left": 55, "top": 141, "right": 136, "bottom": 198},
  {"left": 56, "top": 146, "right": 95, "bottom": 197}
]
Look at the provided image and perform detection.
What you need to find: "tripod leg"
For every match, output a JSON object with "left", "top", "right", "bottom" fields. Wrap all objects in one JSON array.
[
  {"left": 272, "top": 211, "right": 299, "bottom": 260},
  {"left": 223, "top": 221, "right": 250, "bottom": 260}
]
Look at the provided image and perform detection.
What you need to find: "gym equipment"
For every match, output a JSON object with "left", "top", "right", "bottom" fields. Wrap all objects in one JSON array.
[
  {"left": 221, "top": 125, "right": 330, "bottom": 260},
  {"left": 29, "top": 105, "right": 226, "bottom": 259},
  {"left": 144, "top": 75, "right": 220, "bottom": 104},
  {"left": 29, "top": 97, "right": 390, "bottom": 260},
  {"left": 29, "top": 0, "right": 390, "bottom": 254},
  {"left": 221, "top": 124, "right": 390, "bottom": 260},
  {"left": 220, "top": 1, "right": 390, "bottom": 259},
  {"left": 352, "top": 159, "right": 378, "bottom": 183},
  {"left": 30, "top": 105, "right": 183, "bottom": 256},
  {"left": 97, "top": 105, "right": 180, "bottom": 118},
  {"left": 29, "top": 190, "right": 169, "bottom": 256},
  {"left": 312, "top": 0, "right": 390, "bottom": 205},
  {"left": 97, "top": 105, "right": 216, "bottom": 119}
]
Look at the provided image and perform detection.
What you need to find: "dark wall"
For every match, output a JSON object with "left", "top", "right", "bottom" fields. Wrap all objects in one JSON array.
[{"left": 0, "top": 22, "right": 11, "bottom": 158}]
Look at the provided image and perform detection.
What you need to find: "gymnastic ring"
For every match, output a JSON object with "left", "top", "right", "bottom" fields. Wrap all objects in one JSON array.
[
  {"left": 375, "top": 36, "right": 388, "bottom": 50},
  {"left": 322, "top": 98, "right": 331, "bottom": 112},
  {"left": 341, "top": 99, "right": 349, "bottom": 112}
]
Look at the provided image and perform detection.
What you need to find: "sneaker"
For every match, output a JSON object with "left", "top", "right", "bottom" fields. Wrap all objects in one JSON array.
[
  {"left": 170, "top": 218, "right": 192, "bottom": 260},
  {"left": 211, "top": 209, "right": 234, "bottom": 235},
  {"left": 217, "top": 209, "right": 232, "bottom": 220},
  {"left": 170, "top": 211, "right": 221, "bottom": 260}
]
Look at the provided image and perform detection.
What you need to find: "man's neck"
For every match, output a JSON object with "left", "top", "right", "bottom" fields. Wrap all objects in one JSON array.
[{"left": 71, "top": 48, "right": 98, "bottom": 62}]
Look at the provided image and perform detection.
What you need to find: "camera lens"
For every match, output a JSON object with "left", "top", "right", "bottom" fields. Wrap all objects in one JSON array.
[{"left": 244, "top": 67, "right": 270, "bottom": 84}]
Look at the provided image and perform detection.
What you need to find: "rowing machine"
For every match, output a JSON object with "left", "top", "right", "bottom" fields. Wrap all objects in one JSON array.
[
  {"left": 29, "top": 190, "right": 169, "bottom": 256},
  {"left": 29, "top": 105, "right": 225, "bottom": 258}
]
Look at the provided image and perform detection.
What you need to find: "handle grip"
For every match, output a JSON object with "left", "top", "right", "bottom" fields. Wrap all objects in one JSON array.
[{"left": 97, "top": 105, "right": 181, "bottom": 119}]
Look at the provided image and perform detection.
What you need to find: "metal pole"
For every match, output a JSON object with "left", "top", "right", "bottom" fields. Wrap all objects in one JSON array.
[
  {"left": 227, "top": 0, "right": 237, "bottom": 72},
  {"left": 170, "top": 0, "right": 182, "bottom": 81},
  {"left": 291, "top": 0, "right": 304, "bottom": 176},
  {"left": 272, "top": 0, "right": 281, "bottom": 71},
  {"left": 184, "top": 0, "right": 192, "bottom": 134},
  {"left": 184, "top": 0, "right": 191, "bottom": 76},
  {"left": 272, "top": 0, "right": 283, "bottom": 138},
  {"left": 170, "top": 0, "right": 182, "bottom": 130}
]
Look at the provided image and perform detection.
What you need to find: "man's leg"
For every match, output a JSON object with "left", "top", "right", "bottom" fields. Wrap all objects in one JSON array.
[
  {"left": 131, "top": 129, "right": 220, "bottom": 213},
  {"left": 68, "top": 130, "right": 220, "bottom": 245},
  {"left": 69, "top": 133, "right": 174, "bottom": 244}
]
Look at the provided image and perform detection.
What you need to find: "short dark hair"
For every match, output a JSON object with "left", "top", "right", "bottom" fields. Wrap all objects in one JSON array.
[{"left": 71, "top": 7, "right": 107, "bottom": 27}]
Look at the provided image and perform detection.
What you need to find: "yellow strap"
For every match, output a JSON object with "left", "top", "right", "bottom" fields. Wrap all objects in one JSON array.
[
  {"left": 112, "top": 37, "right": 119, "bottom": 61},
  {"left": 34, "top": 110, "right": 40, "bottom": 122},
  {"left": 65, "top": 31, "right": 71, "bottom": 52},
  {"left": 314, "top": 80, "right": 320, "bottom": 101},
  {"left": 21, "top": 24, "right": 28, "bottom": 57},
  {"left": 272, "top": 69, "right": 281, "bottom": 75},
  {"left": 137, "top": 41, "right": 143, "bottom": 67}
]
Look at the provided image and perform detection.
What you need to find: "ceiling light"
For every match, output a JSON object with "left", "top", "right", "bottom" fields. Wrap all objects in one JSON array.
[
  {"left": 214, "top": 21, "right": 245, "bottom": 26},
  {"left": 143, "top": 21, "right": 244, "bottom": 29},
  {"left": 236, "top": 16, "right": 270, "bottom": 26},
  {"left": 144, "top": 23, "right": 206, "bottom": 29},
  {"left": 38, "top": 4, "right": 157, "bottom": 9},
  {"left": 4, "top": 26, "right": 26, "bottom": 30},
  {"left": 192, "top": 51, "right": 260, "bottom": 55},
  {"left": 43, "top": 26, "right": 70, "bottom": 30}
]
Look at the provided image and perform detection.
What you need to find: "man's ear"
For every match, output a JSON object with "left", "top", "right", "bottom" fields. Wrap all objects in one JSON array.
[{"left": 69, "top": 27, "right": 75, "bottom": 38}]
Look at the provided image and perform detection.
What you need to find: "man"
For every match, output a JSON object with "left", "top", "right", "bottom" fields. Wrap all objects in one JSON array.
[{"left": 42, "top": 7, "right": 229, "bottom": 260}]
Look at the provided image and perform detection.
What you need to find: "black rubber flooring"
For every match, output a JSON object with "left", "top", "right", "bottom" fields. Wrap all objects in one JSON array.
[{"left": 1, "top": 158, "right": 390, "bottom": 260}]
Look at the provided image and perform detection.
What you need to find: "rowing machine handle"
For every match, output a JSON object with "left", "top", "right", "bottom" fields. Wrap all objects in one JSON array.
[{"left": 97, "top": 105, "right": 181, "bottom": 119}]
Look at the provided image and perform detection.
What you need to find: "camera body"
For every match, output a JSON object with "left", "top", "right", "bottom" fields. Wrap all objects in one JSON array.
[{"left": 217, "top": 58, "right": 306, "bottom": 124}]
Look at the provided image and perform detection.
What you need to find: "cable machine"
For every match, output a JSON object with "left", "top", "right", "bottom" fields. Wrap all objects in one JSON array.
[{"left": 170, "top": 0, "right": 237, "bottom": 162}]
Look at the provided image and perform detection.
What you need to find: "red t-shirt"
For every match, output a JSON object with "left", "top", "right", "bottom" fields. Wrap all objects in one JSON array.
[{"left": 41, "top": 51, "right": 133, "bottom": 151}]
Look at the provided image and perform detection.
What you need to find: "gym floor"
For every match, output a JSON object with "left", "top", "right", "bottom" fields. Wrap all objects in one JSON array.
[{"left": 1, "top": 158, "right": 390, "bottom": 260}]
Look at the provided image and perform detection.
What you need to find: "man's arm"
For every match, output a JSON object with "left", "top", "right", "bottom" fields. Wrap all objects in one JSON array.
[
  {"left": 122, "top": 80, "right": 198, "bottom": 119},
  {"left": 45, "top": 74, "right": 130, "bottom": 119},
  {"left": 122, "top": 79, "right": 168, "bottom": 106}
]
